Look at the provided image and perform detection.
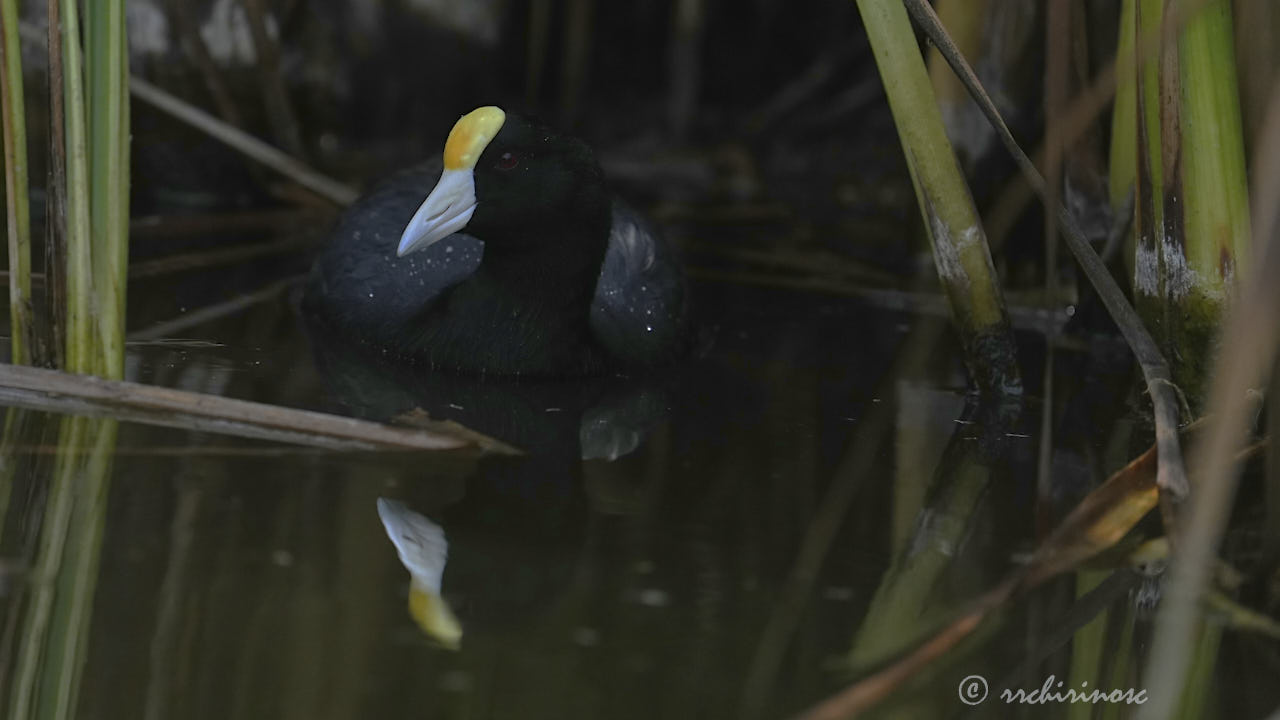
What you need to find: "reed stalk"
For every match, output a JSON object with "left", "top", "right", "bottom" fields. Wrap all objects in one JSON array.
[
  {"left": 854, "top": 0, "right": 1020, "bottom": 394},
  {"left": 44, "top": 0, "right": 67, "bottom": 370},
  {"left": 86, "top": 0, "right": 129, "bottom": 379},
  {"left": 1123, "top": 0, "right": 1251, "bottom": 408},
  {"left": 1173, "top": 0, "right": 1251, "bottom": 404},
  {"left": 0, "top": 0, "right": 31, "bottom": 364},
  {"left": 1131, "top": 0, "right": 1167, "bottom": 341},
  {"left": 58, "top": 0, "right": 92, "bottom": 375},
  {"left": 1137, "top": 78, "right": 1280, "bottom": 720}
]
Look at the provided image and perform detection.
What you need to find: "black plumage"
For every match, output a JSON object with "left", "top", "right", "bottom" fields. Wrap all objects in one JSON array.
[{"left": 303, "top": 110, "right": 688, "bottom": 377}]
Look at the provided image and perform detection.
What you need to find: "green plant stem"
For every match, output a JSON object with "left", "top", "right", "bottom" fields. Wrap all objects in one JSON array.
[
  {"left": 87, "top": 0, "right": 129, "bottom": 379},
  {"left": 59, "top": 0, "right": 91, "bottom": 375},
  {"left": 0, "top": 0, "right": 31, "bottom": 364},
  {"left": 1110, "top": 0, "right": 1139, "bottom": 209},
  {"left": 854, "top": 0, "right": 1020, "bottom": 394},
  {"left": 1137, "top": 82, "right": 1280, "bottom": 720},
  {"left": 1171, "top": 0, "right": 1251, "bottom": 406},
  {"left": 1180, "top": 1, "right": 1250, "bottom": 279}
]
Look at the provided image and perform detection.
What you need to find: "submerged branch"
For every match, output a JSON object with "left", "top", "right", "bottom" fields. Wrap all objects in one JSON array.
[
  {"left": 0, "top": 364, "right": 514, "bottom": 454},
  {"left": 903, "top": 0, "right": 1189, "bottom": 499}
]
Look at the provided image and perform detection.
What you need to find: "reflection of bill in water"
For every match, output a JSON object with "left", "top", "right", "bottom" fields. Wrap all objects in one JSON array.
[{"left": 377, "top": 498, "right": 462, "bottom": 649}]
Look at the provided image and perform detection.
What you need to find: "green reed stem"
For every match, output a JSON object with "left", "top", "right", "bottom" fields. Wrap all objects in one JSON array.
[
  {"left": 855, "top": 0, "right": 1021, "bottom": 394},
  {"left": 59, "top": 0, "right": 91, "bottom": 375},
  {"left": 1172, "top": 0, "right": 1251, "bottom": 406},
  {"left": 0, "top": 0, "right": 31, "bottom": 364},
  {"left": 1125, "top": 0, "right": 1251, "bottom": 408},
  {"left": 87, "top": 0, "right": 129, "bottom": 379}
]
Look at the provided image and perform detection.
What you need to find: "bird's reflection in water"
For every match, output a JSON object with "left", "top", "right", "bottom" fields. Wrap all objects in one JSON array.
[
  {"left": 306, "top": 324, "right": 674, "bottom": 647},
  {"left": 376, "top": 498, "right": 462, "bottom": 648}
]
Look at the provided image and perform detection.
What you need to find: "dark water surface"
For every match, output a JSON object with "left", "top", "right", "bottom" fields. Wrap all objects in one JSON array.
[{"left": 0, "top": 261, "right": 1273, "bottom": 720}]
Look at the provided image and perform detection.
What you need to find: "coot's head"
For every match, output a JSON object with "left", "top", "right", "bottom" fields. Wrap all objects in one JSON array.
[{"left": 397, "top": 106, "right": 608, "bottom": 257}]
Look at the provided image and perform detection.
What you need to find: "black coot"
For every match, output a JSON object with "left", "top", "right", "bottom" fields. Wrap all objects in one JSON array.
[{"left": 304, "top": 106, "right": 688, "bottom": 377}]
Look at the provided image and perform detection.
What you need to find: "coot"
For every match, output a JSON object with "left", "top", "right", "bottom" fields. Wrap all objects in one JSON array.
[{"left": 304, "top": 106, "right": 688, "bottom": 377}]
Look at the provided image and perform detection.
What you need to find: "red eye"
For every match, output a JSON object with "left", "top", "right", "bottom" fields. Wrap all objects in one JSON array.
[{"left": 496, "top": 151, "right": 520, "bottom": 170}]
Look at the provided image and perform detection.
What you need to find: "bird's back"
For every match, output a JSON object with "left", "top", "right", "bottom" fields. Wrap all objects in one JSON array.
[{"left": 304, "top": 161, "right": 689, "bottom": 373}]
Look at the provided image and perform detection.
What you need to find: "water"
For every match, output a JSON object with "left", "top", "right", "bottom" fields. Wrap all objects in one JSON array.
[{"left": 0, "top": 258, "right": 1274, "bottom": 720}]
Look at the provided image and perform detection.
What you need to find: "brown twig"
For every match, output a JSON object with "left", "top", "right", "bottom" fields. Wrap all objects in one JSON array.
[
  {"left": 793, "top": 584, "right": 1010, "bottom": 720},
  {"left": 0, "top": 363, "right": 515, "bottom": 454}
]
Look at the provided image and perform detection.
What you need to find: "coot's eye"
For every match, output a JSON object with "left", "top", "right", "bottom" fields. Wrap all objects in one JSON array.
[{"left": 495, "top": 151, "right": 521, "bottom": 171}]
